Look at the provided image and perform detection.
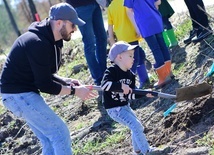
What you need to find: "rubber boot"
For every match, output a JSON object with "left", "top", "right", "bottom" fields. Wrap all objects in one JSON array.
[
  {"left": 164, "top": 60, "right": 175, "bottom": 79},
  {"left": 154, "top": 65, "right": 172, "bottom": 89},
  {"left": 137, "top": 64, "right": 150, "bottom": 89},
  {"left": 167, "top": 29, "right": 178, "bottom": 48},
  {"left": 162, "top": 30, "right": 170, "bottom": 47}
]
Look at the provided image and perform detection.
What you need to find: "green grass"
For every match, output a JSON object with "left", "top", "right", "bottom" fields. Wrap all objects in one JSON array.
[
  {"left": 72, "top": 128, "right": 128, "bottom": 155},
  {"left": 0, "top": 104, "right": 7, "bottom": 115},
  {"left": 174, "top": 19, "right": 192, "bottom": 41},
  {"left": 196, "top": 133, "right": 214, "bottom": 154}
]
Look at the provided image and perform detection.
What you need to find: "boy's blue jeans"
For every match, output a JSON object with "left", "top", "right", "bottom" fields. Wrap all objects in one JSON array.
[
  {"left": 1, "top": 92, "right": 72, "bottom": 155},
  {"left": 144, "top": 33, "right": 171, "bottom": 68},
  {"left": 75, "top": 2, "right": 107, "bottom": 86},
  {"left": 107, "top": 105, "right": 150, "bottom": 153}
]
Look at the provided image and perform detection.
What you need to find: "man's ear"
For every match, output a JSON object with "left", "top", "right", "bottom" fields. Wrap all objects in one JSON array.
[{"left": 55, "top": 20, "right": 64, "bottom": 29}]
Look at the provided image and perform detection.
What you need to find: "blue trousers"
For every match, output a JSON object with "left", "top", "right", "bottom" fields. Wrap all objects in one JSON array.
[
  {"left": 75, "top": 2, "right": 107, "bottom": 85},
  {"left": 184, "top": 0, "right": 209, "bottom": 29},
  {"left": 129, "top": 40, "right": 146, "bottom": 73},
  {"left": 144, "top": 33, "right": 171, "bottom": 68},
  {"left": 107, "top": 105, "right": 150, "bottom": 153},
  {"left": 1, "top": 92, "right": 72, "bottom": 155}
]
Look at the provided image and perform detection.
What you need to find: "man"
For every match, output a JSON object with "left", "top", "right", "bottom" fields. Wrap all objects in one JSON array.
[
  {"left": 183, "top": 0, "right": 212, "bottom": 44},
  {"left": 65, "top": 0, "right": 107, "bottom": 87},
  {"left": 0, "top": 3, "right": 96, "bottom": 155}
]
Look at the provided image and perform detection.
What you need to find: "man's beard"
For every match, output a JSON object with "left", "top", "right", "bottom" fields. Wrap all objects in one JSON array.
[{"left": 60, "top": 25, "right": 71, "bottom": 41}]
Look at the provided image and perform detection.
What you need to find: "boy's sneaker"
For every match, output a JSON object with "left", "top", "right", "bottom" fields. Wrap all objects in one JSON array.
[{"left": 146, "top": 146, "right": 171, "bottom": 155}]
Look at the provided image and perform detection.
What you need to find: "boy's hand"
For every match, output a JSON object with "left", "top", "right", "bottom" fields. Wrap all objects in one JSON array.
[
  {"left": 146, "top": 93, "right": 154, "bottom": 98},
  {"left": 121, "top": 83, "right": 132, "bottom": 94}
]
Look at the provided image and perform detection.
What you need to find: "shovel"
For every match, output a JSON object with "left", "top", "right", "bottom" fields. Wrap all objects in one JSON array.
[
  {"left": 163, "top": 62, "right": 214, "bottom": 117},
  {"left": 176, "top": 82, "right": 212, "bottom": 102},
  {"left": 87, "top": 84, "right": 212, "bottom": 102},
  {"left": 88, "top": 85, "right": 176, "bottom": 99},
  {"left": 176, "top": 62, "right": 214, "bottom": 102},
  {"left": 163, "top": 82, "right": 212, "bottom": 117}
]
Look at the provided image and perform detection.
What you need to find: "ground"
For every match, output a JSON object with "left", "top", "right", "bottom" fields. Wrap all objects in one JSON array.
[{"left": 0, "top": 5, "right": 214, "bottom": 155}]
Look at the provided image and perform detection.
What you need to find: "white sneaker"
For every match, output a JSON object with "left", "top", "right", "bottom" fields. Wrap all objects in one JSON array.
[{"left": 146, "top": 146, "right": 170, "bottom": 155}]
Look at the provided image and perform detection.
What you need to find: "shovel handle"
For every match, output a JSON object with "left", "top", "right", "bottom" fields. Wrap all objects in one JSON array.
[{"left": 87, "top": 85, "right": 176, "bottom": 99}]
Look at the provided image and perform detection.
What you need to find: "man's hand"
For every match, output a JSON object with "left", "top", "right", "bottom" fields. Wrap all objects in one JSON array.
[
  {"left": 70, "top": 79, "right": 80, "bottom": 86},
  {"left": 74, "top": 85, "right": 98, "bottom": 100}
]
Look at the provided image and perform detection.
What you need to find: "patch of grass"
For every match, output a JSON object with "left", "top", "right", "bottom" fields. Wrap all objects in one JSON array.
[
  {"left": 174, "top": 19, "right": 192, "bottom": 41},
  {"left": 173, "top": 62, "right": 186, "bottom": 76},
  {"left": 63, "top": 100, "right": 70, "bottom": 107},
  {"left": 196, "top": 133, "right": 214, "bottom": 153},
  {"left": 73, "top": 128, "right": 128, "bottom": 155},
  {"left": 75, "top": 123, "right": 84, "bottom": 130},
  {"left": 0, "top": 104, "right": 7, "bottom": 115}
]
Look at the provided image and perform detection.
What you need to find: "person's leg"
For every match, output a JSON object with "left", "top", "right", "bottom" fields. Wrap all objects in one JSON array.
[
  {"left": 76, "top": 3, "right": 106, "bottom": 86},
  {"left": 27, "top": 123, "right": 54, "bottom": 155},
  {"left": 162, "top": 17, "right": 173, "bottom": 30},
  {"left": 190, "top": 0, "right": 212, "bottom": 43},
  {"left": 107, "top": 105, "right": 150, "bottom": 154},
  {"left": 129, "top": 41, "right": 141, "bottom": 74},
  {"left": 183, "top": 0, "right": 199, "bottom": 44},
  {"left": 145, "top": 34, "right": 171, "bottom": 88},
  {"left": 92, "top": 3, "right": 107, "bottom": 85},
  {"left": 188, "top": 0, "right": 209, "bottom": 28},
  {"left": 184, "top": 0, "right": 200, "bottom": 29},
  {"left": 128, "top": 41, "right": 149, "bottom": 88},
  {"left": 156, "top": 33, "right": 171, "bottom": 63},
  {"left": 156, "top": 33, "right": 174, "bottom": 78},
  {"left": 137, "top": 47, "right": 150, "bottom": 88},
  {"left": 2, "top": 92, "right": 72, "bottom": 155},
  {"left": 144, "top": 35, "right": 165, "bottom": 69}
]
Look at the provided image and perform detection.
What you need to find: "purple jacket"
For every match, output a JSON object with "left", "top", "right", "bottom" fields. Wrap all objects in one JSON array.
[{"left": 124, "top": 0, "right": 163, "bottom": 37}]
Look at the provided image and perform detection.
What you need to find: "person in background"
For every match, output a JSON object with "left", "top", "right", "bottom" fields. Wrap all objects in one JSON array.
[
  {"left": 0, "top": 3, "right": 96, "bottom": 155},
  {"left": 157, "top": 0, "right": 178, "bottom": 48},
  {"left": 65, "top": 0, "right": 107, "bottom": 89},
  {"left": 101, "top": 41, "right": 170, "bottom": 155},
  {"left": 183, "top": 0, "right": 212, "bottom": 44},
  {"left": 124, "top": 0, "right": 174, "bottom": 89},
  {"left": 107, "top": 0, "right": 150, "bottom": 89}
]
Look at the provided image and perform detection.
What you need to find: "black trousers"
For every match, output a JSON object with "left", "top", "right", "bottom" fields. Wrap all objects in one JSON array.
[{"left": 184, "top": 0, "right": 209, "bottom": 29}]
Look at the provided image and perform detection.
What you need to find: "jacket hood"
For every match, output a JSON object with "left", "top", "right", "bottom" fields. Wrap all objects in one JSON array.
[{"left": 28, "top": 18, "right": 55, "bottom": 44}]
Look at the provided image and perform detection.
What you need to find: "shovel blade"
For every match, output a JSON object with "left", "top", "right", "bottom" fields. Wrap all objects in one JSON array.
[{"left": 176, "top": 82, "right": 212, "bottom": 102}]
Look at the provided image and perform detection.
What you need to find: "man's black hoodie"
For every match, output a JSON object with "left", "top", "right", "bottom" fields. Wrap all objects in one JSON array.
[{"left": 0, "top": 19, "right": 64, "bottom": 95}]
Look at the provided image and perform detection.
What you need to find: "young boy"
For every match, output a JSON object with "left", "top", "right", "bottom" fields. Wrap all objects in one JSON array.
[
  {"left": 107, "top": 0, "right": 150, "bottom": 89},
  {"left": 100, "top": 41, "right": 170, "bottom": 155}
]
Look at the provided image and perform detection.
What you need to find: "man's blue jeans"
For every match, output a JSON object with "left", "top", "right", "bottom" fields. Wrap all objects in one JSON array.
[
  {"left": 1, "top": 92, "right": 72, "bottom": 155},
  {"left": 144, "top": 33, "right": 170, "bottom": 68},
  {"left": 107, "top": 105, "right": 150, "bottom": 153},
  {"left": 75, "top": 2, "right": 107, "bottom": 86}
]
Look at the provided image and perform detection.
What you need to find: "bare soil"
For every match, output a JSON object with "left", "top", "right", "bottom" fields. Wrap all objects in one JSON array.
[{"left": 0, "top": 5, "right": 214, "bottom": 155}]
